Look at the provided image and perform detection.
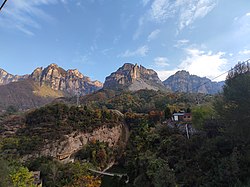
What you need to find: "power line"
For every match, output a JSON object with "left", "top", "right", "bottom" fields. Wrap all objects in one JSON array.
[
  {"left": 172, "top": 59, "right": 250, "bottom": 106},
  {"left": 174, "top": 60, "right": 249, "bottom": 103},
  {"left": 0, "top": 0, "right": 8, "bottom": 12}
]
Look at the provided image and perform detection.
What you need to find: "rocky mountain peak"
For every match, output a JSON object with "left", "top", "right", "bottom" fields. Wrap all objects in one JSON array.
[
  {"left": 0, "top": 68, "right": 8, "bottom": 75},
  {"left": 67, "top": 69, "right": 84, "bottom": 79},
  {"left": 103, "top": 63, "right": 165, "bottom": 91},
  {"left": 29, "top": 64, "right": 102, "bottom": 95},
  {"left": 175, "top": 70, "right": 190, "bottom": 77},
  {"left": 163, "top": 70, "right": 224, "bottom": 94},
  {"left": 49, "top": 63, "right": 58, "bottom": 67},
  {"left": 0, "top": 68, "right": 28, "bottom": 85}
]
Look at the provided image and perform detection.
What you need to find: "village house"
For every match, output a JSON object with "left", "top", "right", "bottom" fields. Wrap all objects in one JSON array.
[{"left": 172, "top": 112, "right": 192, "bottom": 122}]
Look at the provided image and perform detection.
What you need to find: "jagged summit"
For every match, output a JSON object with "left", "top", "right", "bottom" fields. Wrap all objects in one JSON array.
[
  {"left": 0, "top": 64, "right": 102, "bottom": 96},
  {"left": 163, "top": 70, "right": 224, "bottom": 94},
  {"left": 103, "top": 63, "right": 165, "bottom": 91},
  {"left": 29, "top": 63, "right": 102, "bottom": 95},
  {"left": 0, "top": 68, "right": 28, "bottom": 85}
]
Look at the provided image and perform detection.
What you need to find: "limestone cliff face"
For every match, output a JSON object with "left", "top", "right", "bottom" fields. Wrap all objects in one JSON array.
[
  {"left": 0, "top": 68, "right": 28, "bottom": 85},
  {"left": 163, "top": 70, "right": 224, "bottom": 94},
  {"left": 103, "top": 63, "right": 165, "bottom": 91},
  {"left": 29, "top": 63, "right": 103, "bottom": 95},
  {"left": 27, "top": 124, "right": 124, "bottom": 162}
]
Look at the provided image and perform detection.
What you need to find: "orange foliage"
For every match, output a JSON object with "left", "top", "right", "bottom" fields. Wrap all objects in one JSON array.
[{"left": 69, "top": 175, "right": 101, "bottom": 187}]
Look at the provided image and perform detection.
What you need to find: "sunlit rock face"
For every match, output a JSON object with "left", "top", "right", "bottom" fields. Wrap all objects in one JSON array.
[
  {"left": 29, "top": 63, "right": 103, "bottom": 95},
  {"left": 103, "top": 63, "right": 165, "bottom": 91}
]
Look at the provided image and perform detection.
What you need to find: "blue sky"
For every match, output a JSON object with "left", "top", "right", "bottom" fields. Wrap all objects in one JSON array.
[{"left": 0, "top": 0, "right": 250, "bottom": 82}]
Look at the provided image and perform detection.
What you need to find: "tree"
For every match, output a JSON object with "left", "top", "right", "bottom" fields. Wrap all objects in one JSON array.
[
  {"left": 10, "top": 166, "right": 35, "bottom": 187},
  {"left": 0, "top": 158, "right": 13, "bottom": 187},
  {"left": 192, "top": 105, "right": 215, "bottom": 129},
  {"left": 215, "top": 62, "right": 250, "bottom": 142},
  {"left": 164, "top": 106, "right": 172, "bottom": 119}
]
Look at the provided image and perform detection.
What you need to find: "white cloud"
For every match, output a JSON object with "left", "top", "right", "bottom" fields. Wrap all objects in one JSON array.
[
  {"left": 246, "top": 12, "right": 250, "bottom": 16},
  {"left": 15, "top": 25, "right": 35, "bottom": 36},
  {"left": 120, "top": 45, "right": 149, "bottom": 57},
  {"left": 102, "top": 48, "right": 113, "bottom": 56},
  {"left": 154, "top": 57, "right": 169, "bottom": 67},
  {"left": 150, "top": 0, "right": 172, "bottom": 22},
  {"left": 133, "top": 16, "right": 145, "bottom": 40},
  {"left": 177, "top": 0, "right": 216, "bottom": 30},
  {"left": 235, "top": 13, "right": 250, "bottom": 35},
  {"left": 179, "top": 48, "right": 228, "bottom": 81},
  {"left": 157, "top": 48, "right": 228, "bottom": 81},
  {"left": 0, "top": 0, "right": 63, "bottom": 35},
  {"left": 147, "top": 0, "right": 217, "bottom": 30},
  {"left": 147, "top": 29, "right": 161, "bottom": 41},
  {"left": 239, "top": 49, "right": 250, "bottom": 55},
  {"left": 157, "top": 69, "right": 178, "bottom": 81},
  {"left": 174, "top": 39, "right": 189, "bottom": 47}
]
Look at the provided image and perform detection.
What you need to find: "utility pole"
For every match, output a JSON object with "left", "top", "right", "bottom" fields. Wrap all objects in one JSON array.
[{"left": 185, "top": 124, "right": 190, "bottom": 139}]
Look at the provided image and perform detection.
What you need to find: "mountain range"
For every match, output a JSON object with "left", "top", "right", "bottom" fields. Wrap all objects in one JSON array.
[
  {"left": 0, "top": 64, "right": 102, "bottom": 111},
  {"left": 0, "top": 63, "right": 224, "bottom": 111}
]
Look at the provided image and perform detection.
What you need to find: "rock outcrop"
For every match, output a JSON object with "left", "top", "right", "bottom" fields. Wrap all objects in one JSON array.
[
  {"left": 0, "top": 68, "right": 28, "bottom": 85},
  {"left": 163, "top": 70, "right": 224, "bottom": 94},
  {"left": 103, "top": 63, "right": 165, "bottom": 91},
  {"left": 38, "top": 124, "right": 123, "bottom": 162},
  {"left": 29, "top": 63, "right": 103, "bottom": 95}
]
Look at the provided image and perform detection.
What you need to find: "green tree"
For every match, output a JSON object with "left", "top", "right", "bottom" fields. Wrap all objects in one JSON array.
[
  {"left": 146, "top": 155, "right": 176, "bottom": 187},
  {"left": 164, "top": 106, "right": 172, "bottom": 119},
  {"left": 215, "top": 62, "right": 250, "bottom": 142},
  {"left": 192, "top": 105, "right": 214, "bottom": 129},
  {"left": 10, "top": 166, "right": 35, "bottom": 187},
  {"left": 0, "top": 158, "right": 13, "bottom": 187}
]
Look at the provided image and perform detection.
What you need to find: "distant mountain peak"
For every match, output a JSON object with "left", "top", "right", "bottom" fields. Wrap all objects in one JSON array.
[
  {"left": 163, "top": 70, "right": 224, "bottom": 94},
  {"left": 175, "top": 70, "right": 189, "bottom": 75},
  {"left": 103, "top": 63, "right": 165, "bottom": 91},
  {"left": 0, "top": 68, "right": 28, "bottom": 86}
]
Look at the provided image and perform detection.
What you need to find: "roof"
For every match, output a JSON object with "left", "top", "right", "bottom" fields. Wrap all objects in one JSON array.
[{"left": 173, "top": 113, "right": 184, "bottom": 116}]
